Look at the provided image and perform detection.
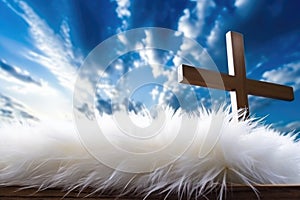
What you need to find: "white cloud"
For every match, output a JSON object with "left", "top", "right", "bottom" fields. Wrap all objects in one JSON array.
[
  {"left": 249, "top": 61, "right": 300, "bottom": 113},
  {"left": 234, "top": 0, "right": 259, "bottom": 18},
  {"left": 139, "top": 30, "right": 174, "bottom": 79},
  {"left": 114, "top": 0, "right": 131, "bottom": 32},
  {"left": 177, "top": 9, "right": 196, "bottom": 39},
  {"left": 0, "top": 60, "right": 59, "bottom": 100},
  {"left": 176, "top": 37, "right": 214, "bottom": 67},
  {"left": 234, "top": 0, "right": 248, "bottom": 8},
  {"left": 206, "top": 18, "right": 221, "bottom": 48},
  {"left": 150, "top": 86, "right": 159, "bottom": 101},
  {"left": 262, "top": 61, "right": 300, "bottom": 91},
  {"left": 130, "top": 28, "right": 221, "bottom": 110},
  {"left": 115, "top": 0, "right": 131, "bottom": 18},
  {"left": 0, "top": 70, "right": 71, "bottom": 120},
  {"left": 177, "top": 0, "right": 216, "bottom": 39}
]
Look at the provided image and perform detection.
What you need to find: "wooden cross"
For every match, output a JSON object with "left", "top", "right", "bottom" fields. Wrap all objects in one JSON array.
[{"left": 178, "top": 31, "right": 294, "bottom": 118}]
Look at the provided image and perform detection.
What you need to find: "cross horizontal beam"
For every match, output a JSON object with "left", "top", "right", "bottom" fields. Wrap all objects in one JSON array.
[{"left": 178, "top": 64, "right": 294, "bottom": 101}]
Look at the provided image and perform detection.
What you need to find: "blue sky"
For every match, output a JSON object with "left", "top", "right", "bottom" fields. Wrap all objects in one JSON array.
[{"left": 0, "top": 0, "right": 299, "bottom": 133}]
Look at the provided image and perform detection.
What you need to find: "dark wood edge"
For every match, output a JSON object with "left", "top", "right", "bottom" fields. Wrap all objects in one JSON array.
[{"left": 1, "top": 185, "right": 300, "bottom": 199}]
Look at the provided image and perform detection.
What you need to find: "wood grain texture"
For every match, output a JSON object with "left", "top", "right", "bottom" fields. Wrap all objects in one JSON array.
[
  {"left": 1, "top": 185, "right": 300, "bottom": 199},
  {"left": 226, "top": 31, "right": 249, "bottom": 115},
  {"left": 179, "top": 64, "right": 294, "bottom": 102}
]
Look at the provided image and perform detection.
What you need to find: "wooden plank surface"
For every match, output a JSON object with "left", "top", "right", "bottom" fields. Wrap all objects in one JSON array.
[{"left": 1, "top": 185, "right": 300, "bottom": 199}]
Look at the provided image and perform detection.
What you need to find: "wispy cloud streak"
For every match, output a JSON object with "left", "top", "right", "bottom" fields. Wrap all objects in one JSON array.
[
  {"left": 3, "top": 0, "right": 83, "bottom": 91},
  {"left": 0, "top": 92, "right": 38, "bottom": 123},
  {"left": 0, "top": 59, "right": 41, "bottom": 86}
]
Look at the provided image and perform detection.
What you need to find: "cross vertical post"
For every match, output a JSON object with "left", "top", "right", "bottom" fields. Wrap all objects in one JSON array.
[{"left": 226, "top": 31, "right": 249, "bottom": 117}]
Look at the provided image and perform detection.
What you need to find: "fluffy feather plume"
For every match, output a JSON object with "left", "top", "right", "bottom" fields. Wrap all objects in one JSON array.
[{"left": 0, "top": 107, "right": 299, "bottom": 199}]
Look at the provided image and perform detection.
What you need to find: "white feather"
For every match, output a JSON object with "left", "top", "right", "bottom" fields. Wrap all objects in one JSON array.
[{"left": 0, "top": 107, "right": 299, "bottom": 199}]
